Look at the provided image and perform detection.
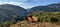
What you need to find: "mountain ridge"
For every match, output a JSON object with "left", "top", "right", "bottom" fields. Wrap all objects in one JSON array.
[
  {"left": 0, "top": 4, "right": 28, "bottom": 24},
  {"left": 29, "top": 3, "right": 60, "bottom": 12}
]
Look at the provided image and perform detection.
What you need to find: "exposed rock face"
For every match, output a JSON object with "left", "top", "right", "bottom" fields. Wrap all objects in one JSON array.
[
  {"left": 32, "top": 16, "right": 38, "bottom": 22},
  {"left": 25, "top": 15, "right": 38, "bottom": 22}
]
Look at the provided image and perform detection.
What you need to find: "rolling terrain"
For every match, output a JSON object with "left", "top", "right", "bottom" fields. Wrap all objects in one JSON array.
[{"left": 0, "top": 3, "right": 60, "bottom": 27}]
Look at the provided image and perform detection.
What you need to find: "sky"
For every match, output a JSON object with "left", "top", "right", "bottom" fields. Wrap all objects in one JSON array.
[{"left": 0, "top": 0, "right": 60, "bottom": 9}]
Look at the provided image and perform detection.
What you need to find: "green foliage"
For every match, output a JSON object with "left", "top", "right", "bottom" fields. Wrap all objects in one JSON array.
[
  {"left": 3, "top": 21, "right": 9, "bottom": 25},
  {"left": 11, "top": 17, "right": 16, "bottom": 24},
  {"left": 29, "top": 11, "right": 60, "bottom": 23}
]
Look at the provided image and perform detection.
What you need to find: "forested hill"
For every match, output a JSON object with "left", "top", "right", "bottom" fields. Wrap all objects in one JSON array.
[
  {"left": 29, "top": 3, "right": 60, "bottom": 12},
  {"left": 0, "top": 4, "right": 28, "bottom": 25}
]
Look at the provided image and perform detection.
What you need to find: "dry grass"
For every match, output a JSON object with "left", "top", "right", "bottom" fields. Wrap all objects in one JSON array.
[{"left": 10, "top": 21, "right": 60, "bottom": 27}]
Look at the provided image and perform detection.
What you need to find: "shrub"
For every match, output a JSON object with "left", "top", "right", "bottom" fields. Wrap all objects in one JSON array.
[{"left": 50, "top": 17, "right": 59, "bottom": 22}]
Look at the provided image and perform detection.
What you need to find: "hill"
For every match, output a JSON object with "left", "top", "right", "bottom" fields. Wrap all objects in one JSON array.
[
  {"left": 0, "top": 4, "right": 28, "bottom": 26},
  {"left": 29, "top": 3, "right": 60, "bottom": 12}
]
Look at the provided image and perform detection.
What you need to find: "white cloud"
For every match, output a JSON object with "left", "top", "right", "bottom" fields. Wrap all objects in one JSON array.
[
  {"left": 0, "top": 1, "right": 42, "bottom": 9},
  {"left": 0, "top": 0, "right": 43, "bottom": 9},
  {"left": 0, "top": 1, "right": 22, "bottom": 5},
  {"left": 0, "top": 0, "right": 60, "bottom": 9},
  {"left": 0, "top": 1, "right": 34, "bottom": 9}
]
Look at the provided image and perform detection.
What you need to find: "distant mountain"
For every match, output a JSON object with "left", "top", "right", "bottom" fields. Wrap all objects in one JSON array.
[
  {"left": 47, "top": 3, "right": 60, "bottom": 8},
  {"left": 29, "top": 3, "right": 60, "bottom": 12},
  {"left": 0, "top": 4, "right": 28, "bottom": 22}
]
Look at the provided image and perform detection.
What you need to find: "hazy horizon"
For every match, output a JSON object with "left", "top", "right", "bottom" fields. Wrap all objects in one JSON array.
[{"left": 0, "top": 0, "right": 60, "bottom": 9}]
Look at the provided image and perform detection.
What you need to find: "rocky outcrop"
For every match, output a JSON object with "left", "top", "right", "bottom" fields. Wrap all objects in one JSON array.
[{"left": 25, "top": 15, "right": 38, "bottom": 22}]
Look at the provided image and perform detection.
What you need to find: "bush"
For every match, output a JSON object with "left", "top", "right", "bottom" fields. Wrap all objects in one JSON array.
[{"left": 50, "top": 17, "right": 59, "bottom": 22}]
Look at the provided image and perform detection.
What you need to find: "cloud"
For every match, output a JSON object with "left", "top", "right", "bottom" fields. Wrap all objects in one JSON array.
[
  {"left": 0, "top": 1, "right": 22, "bottom": 5},
  {"left": 0, "top": 1, "right": 39, "bottom": 9},
  {"left": 0, "top": 0, "right": 60, "bottom": 9},
  {"left": 0, "top": 1, "right": 27, "bottom": 8}
]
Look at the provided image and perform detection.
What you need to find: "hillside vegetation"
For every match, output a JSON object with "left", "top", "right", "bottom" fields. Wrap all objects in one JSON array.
[
  {"left": 10, "top": 11, "right": 60, "bottom": 27},
  {"left": 1, "top": 11, "right": 60, "bottom": 27},
  {"left": 29, "top": 11, "right": 60, "bottom": 24}
]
